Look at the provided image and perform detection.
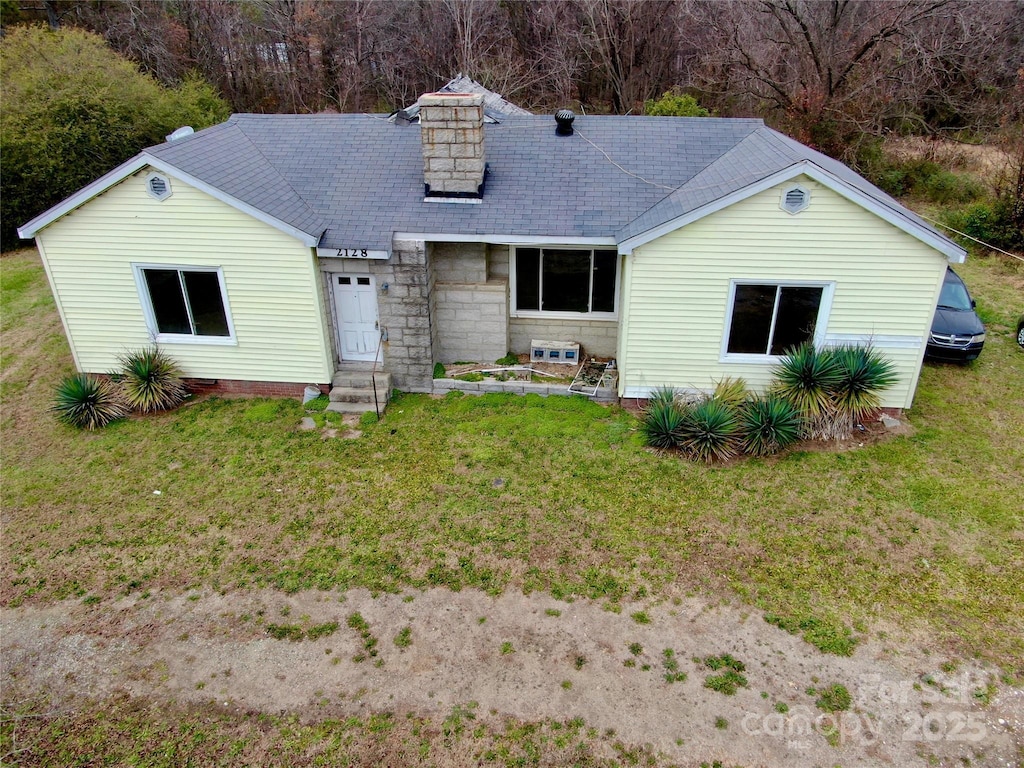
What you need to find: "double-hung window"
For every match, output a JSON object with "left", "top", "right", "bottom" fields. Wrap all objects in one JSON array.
[
  {"left": 134, "top": 265, "right": 234, "bottom": 343},
  {"left": 513, "top": 247, "right": 618, "bottom": 316},
  {"left": 724, "top": 281, "right": 831, "bottom": 357}
]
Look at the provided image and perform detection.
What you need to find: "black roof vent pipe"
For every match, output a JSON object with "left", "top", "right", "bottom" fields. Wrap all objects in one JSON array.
[{"left": 555, "top": 109, "right": 575, "bottom": 136}]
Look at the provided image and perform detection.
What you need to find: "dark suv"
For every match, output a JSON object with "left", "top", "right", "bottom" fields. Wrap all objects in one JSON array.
[{"left": 925, "top": 267, "right": 986, "bottom": 363}]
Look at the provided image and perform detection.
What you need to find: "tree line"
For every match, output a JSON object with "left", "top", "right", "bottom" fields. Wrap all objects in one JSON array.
[
  {"left": 2, "top": 1, "right": 1022, "bottom": 251},
  {"left": 5, "top": 0, "right": 1022, "bottom": 155}
]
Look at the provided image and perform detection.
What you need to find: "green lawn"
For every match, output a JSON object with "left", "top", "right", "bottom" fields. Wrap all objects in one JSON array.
[{"left": 2, "top": 248, "right": 1022, "bottom": 670}]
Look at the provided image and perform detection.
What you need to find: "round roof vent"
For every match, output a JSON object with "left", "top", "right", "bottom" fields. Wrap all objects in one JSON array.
[{"left": 555, "top": 109, "right": 575, "bottom": 136}]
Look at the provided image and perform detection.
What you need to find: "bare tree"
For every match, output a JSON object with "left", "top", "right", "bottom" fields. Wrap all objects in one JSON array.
[
  {"left": 689, "top": 0, "right": 1023, "bottom": 155},
  {"left": 574, "top": 0, "right": 681, "bottom": 113}
]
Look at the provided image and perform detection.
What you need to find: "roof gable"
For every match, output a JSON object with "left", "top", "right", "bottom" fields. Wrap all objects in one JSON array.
[
  {"left": 618, "top": 127, "right": 965, "bottom": 262},
  {"left": 18, "top": 122, "right": 325, "bottom": 246}
]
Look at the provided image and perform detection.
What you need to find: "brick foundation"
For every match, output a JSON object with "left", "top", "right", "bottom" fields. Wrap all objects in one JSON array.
[{"left": 183, "top": 378, "right": 329, "bottom": 399}]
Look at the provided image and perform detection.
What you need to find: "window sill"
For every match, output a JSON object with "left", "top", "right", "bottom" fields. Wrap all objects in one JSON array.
[
  {"left": 152, "top": 333, "right": 237, "bottom": 346},
  {"left": 510, "top": 311, "right": 618, "bottom": 322},
  {"left": 719, "top": 353, "right": 782, "bottom": 365}
]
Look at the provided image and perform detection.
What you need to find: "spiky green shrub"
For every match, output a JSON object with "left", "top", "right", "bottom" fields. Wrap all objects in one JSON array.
[
  {"left": 771, "top": 343, "right": 842, "bottom": 439},
  {"left": 712, "top": 377, "right": 749, "bottom": 409},
  {"left": 679, "top": 397, "right": 740, "bottom": 462},
  {"left": 740, "top": 395, "right": 803, "bottom": 456},
  {"left": 53, "top": 374, "right": 127, "bottom": 430},
  {"left": 118, "top": 347, "right": 187, "bottom": 413},
  {"left": 646, "top": 385, "right": 679, "bottom": 411},
  {"left": 829, "top": 345, "right": 898, "bottom": 435},
  {"left": 640, "top": 399, "right": 687, "bottom": 449}
]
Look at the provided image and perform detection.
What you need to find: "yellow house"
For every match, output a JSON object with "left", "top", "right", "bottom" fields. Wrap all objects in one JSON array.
[{"left": 20, "top": 89, "right": 965, "bottom": 412}]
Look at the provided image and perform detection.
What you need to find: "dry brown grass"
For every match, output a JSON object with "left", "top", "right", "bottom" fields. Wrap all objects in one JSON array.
[{"left": 883, "top": 135, "right": 1014, "bottom": 186}]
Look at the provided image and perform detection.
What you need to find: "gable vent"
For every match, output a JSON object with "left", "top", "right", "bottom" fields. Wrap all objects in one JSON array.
[
  {"left": 146, "top": 172, "right": 172, "bottom": 201},
  {"left": 781, "top": 185, "right": 809, "bottom": 214}
]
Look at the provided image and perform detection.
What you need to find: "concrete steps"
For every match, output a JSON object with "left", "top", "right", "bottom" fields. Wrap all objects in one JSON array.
[{"left": 327, "top": 369, "right": 390, "bottom": 414}]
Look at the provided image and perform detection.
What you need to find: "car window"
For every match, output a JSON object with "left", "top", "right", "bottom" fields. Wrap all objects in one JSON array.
[{"left": 938, "top": 274, "right": 973, "bottom": 310}]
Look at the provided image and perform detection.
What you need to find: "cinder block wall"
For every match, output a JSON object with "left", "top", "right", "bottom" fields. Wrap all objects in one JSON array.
[
  {"left": 509, "top": 317, "right": 618, "bottom": 358},
  {"left": 431, "top": 242, "right": 508, "bottom": 363}
]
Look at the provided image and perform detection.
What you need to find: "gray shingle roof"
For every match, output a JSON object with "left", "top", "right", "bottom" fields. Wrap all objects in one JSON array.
[{"left": 143, "top": 112, "right": 956, "bottom": 255}]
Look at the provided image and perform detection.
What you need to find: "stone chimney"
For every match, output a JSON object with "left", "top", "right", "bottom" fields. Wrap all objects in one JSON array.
[{"left": 419, "top": 92, "right": 486, "bottom": 198}]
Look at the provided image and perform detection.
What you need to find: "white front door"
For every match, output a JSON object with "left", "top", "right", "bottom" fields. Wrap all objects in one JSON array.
[{"left": 332, "top": 274, "right": 381, "bottom": 362}]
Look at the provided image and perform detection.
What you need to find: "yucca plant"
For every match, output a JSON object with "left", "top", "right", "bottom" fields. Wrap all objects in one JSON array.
[
  {"left": 679, "top": 397, "right": 740, "bottom": 462},
  {"left": 740, "top": 395, "right": 803, "bottom": 456},
  {"left": 711, "top": 377, "right": 749, "bottom": 409},
  {"left": 646, "top": 385, "right": 680, "bottom": 411},
  {"left": 771, "top": 343, "right": 842, "bottom": 439},
  {"left": 829, "top": 345, "right": 898, "bottom": 437},
  {"left": 53, "top": 374, "right": 128, "bottom": 430},
  {"left": 118, "top": 346, "right": 187, "bottom": 413},
  {"left": 640, "top": 399, "right": 687, "bottom": 449}
]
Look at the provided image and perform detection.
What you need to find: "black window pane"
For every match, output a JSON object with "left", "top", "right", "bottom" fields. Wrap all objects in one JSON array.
[
  {"left": 770, "top": 287, "right": 822, "bottom": 355},
  {"left": 183, "top": 271, "right": 229, "bottom": 336},
  {"left": 542, "top": 249, "right": 589, "bottom": 312},
  {"left": 591, "top": 250, "right": 617, "bottom": 312},
  {"left": 727, "top": 284, "right": 776, "bottom": 354},
  {"left": 516, "top": 249, "right": 540, "bottom": 310},
  {"left": 144, "top": 269, "right": 191, "bottom": 334}
]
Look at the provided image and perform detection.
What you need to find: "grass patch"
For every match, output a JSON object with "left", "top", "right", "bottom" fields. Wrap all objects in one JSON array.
[
  {"left": 630, "top": 611, "right": 651, "bottom": 625},
  {"left": 703, "top": 655, "right": 748, "bottom": 695},
  {"left": 266, "top": 623, "right": 305, "bottom": 641},
  {"left": 2, "top": 249, "right": 1023, "bottom": 668},
  {"left": 764, "top": 613, "right": 857, "bottom": 656},
  {"left": 810, "top": 683, "right": 852, "bottom": 712},
  {"left": 346, "top": 612, "right": 378, "bottom": 662},
  {"left": 266, "top": 621, "right": 337, "bottom": 642},
  {"left": 393, "top": 626, "right": 412, "bottom": 649},
  {"left": 0, "top": 692, "right": 646, "bottom": 766},
  {"left": 661, "top": 648, "right": 686, "bottom": 683}
]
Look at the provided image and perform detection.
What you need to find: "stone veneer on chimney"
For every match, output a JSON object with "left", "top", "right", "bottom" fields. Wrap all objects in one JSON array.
[{"left": 419, "top": 92, "right": 486, "bottom": 198}]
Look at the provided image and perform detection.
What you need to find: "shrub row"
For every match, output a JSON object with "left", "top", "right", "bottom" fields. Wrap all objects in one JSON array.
[
  {"left": 53, "top": 347, "right": 187, "bottom": 430},
  {"left": 640, "top": 343, "right": 897, "bottom": 461}
]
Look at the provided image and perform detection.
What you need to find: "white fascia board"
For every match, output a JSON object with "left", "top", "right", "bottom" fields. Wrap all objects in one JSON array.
[
  {"left": 18, "top": 155, "right": 150, "bottom": 239},
  {"left": 143, "top": 155, "right": 321, "bottom": 247},
  {"left": 617, "top": 167, "right": 802, "bottom": 254},
  {"left": 618, "top": 162, "right": 967, "bottom": 263},
  {"left": 394, "top": 232, "right": 617, "bottom": 247},
  {"left": 797, "top": 164, "right": 967, "bottom": 263},
  {"left": 18, "top": 153, "right": 322, "bottom": 248}
]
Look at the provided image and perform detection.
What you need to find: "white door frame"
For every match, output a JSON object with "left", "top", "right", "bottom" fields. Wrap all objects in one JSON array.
[{"left": 331, "top": 273, "right": 382, "bottom": 363}]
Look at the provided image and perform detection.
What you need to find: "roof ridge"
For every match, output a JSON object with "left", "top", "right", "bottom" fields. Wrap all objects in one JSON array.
[
  {"left": 617, "top": 126, "right": 787, "bottom": 239},
  {"left": 223, "top": 120, "right": 326, "bottom": 237}
]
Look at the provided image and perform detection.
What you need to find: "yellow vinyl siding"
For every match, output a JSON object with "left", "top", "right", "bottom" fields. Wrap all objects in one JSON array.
[
  {"left": 621, "top": 178, "right": 948, "bottom": 409},
  {"left": 36, "top": 169, "right": 332, "bottom": 383}
]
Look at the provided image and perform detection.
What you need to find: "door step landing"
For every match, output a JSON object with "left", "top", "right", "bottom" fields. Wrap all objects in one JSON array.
[{"left": 327, "top": 370, "right": 391, "bottom": 414}]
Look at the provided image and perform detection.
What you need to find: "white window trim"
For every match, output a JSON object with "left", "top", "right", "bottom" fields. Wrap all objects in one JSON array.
[
  {"left": 132, "top": 263, "right": 237, "bottom": 345},
  {"left": 509, "top": 246, "right": 620, "bottom": 320},
  {"left": 719, "top": 279, "right": 834, "bottom": 363},
  {"left": 145, "top": 172, "right": 172, "bottom": 201}
]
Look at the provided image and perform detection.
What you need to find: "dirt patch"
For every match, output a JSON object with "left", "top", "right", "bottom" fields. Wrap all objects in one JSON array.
[{"left": 2, "top": 588, "right": 1020, "bottom": 766}]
